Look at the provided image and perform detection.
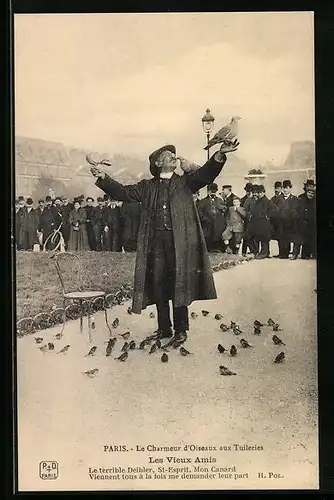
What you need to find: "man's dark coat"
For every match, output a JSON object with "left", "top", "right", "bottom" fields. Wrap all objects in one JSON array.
[
  {"left": 197, "top": 195, "right": 227, "bottom": 242},
  {"left": 247, "top": 196, "right": 277, "bottom": 241},
  {"left": 95, "top": 155, "right": 226, "bottom": 313}
]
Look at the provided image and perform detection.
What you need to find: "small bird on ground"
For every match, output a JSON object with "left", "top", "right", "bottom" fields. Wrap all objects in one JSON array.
[
  {"left": 91, "top": 321, "right": 96, "bottom": 330},
  {"left": 120, "top": 331, "right": 131, "bottom": 340},
  {"left": 219, "top": 365, "right": 237, "bottom": 376},
  {"left": 240, "top": 338, "right": 253, "bottom": 348},
  {"left": 48, "top": 342, "right": 55, "bottom": 351},
  {"left": 139, "top": 340, "right": 147, "bottom": 350},
  {"left": 127, "top": 307, "right": 132, "bottom": 315},
  {"left": 121, "top": 342, "right": 129, "bottom": 352},
  {"left": 204, "top": 116, "right": 241, "bottom": 150},
  {"left": 112, "top": 318, "right": 120, "bottom": 328},
  {"left": 58, "top": 345, "right": 70, "bottom": 354},
  {"left": 254, "top": 320, "right": 263, "bottom": 328},
  {"left": 129, "top": 340, "right": 136, "bottom": 350},
  {"left": 217, "top": 344, "right": 227, "bottom": 354},
  {"left": 115, "top": 352, "right": 128, "bottom": 361},
  {"left": 201, "top": 310, "right": 209, "bottom": 316},
  {"left": 85, "top": 346, "right": 97, "bottom": 357},
  {"left": 274, "top": 352, "right": 285, "bottom": 364},
  {"left": 215, "top": 313, "right": 223, "bottom": 320},
  {"left": 54, "top": 333, "right": 62, "bottom": 340},
  {"left": 230, "top": 345, "right": 237, "bottom": 357},
  {"left": 220, "top": 323, "right": 229, "bottom": 332},
  {"left": 39, "top": 345, "right": 48, "bottom": 352},
  {"left": 191, "top": 312, "right": 198, "bottom": 319},
  {"left": 268, "top": 318, "right": 275, "bottom": 326},
  {"left": 233, "top": 326, "right": 242, "bottom": 335},
  {"left": 34, "top": 337, "right": 44, "bottom": 344},
  {"left": 230, "top": 321, "right": 236, "bottom": 329},
  {"left": 84, "top": 368, "right": 99, "bottom": 377},
  {"left": 149, "top": 343, "right": 158, "bottom": 354},
  {"left": 106, "top": 338, "right": 116, "bottom": 356},
  {"left": 149, "top": 312, "right": 155, "bottom": 319},
  {"left": 180, "top": 346, "right": 193, "bottom": 356},
  {"left": 156, "top": 339, "right": 162, "bottom": 349},
  {"left": 272, "top": 335, "right": 285, "bottom": 346},
  {"left": 161, "top": 353, "right": 169, "bottom": 363},
  {"left": 254, "top": 326, "right": 261, "bottom": 335},
  {"left": 273, "top": 324, "right": 282, "bottom": 332}
]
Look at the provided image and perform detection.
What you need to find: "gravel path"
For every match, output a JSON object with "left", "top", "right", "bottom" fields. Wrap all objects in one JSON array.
[{"left": 17, "top": 258, "right": 318, "bottom": 491}]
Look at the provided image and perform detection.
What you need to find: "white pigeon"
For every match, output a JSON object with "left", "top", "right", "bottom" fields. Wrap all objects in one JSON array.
[{"left": 204, "top": 116, "right": 241, "bottom": 150}]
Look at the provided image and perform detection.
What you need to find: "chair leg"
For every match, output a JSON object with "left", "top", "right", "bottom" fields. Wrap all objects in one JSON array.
[
  {"left": 87, "top": 300, "right": 92, "bottom": 343},
  {"left": 79, "top": 299, "right": 83, "bottom": 333},
  {"left": 60, "top": 297, "right": 66, "bottom": 337},
  {"left": 103, "top": 298, "right": 113, "bottom": 338}
]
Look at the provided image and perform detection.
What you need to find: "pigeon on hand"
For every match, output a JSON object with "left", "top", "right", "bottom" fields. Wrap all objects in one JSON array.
[
  {"left": 273, "top": 324, "right": 282, "bottom": 332},
  {"left": 268, "top": 318, "right": 275, "bottom": 326},
  {"left": 272, "top": 335, "right": 285, "bottom": 346},
  {"left": 85, "top": 154, "right": 98, "bottom": 166},
  {"left": 220, "top": 323, "right": 229, "bottom": 332},
  {"left": 230, "top": 345, "right": 237, "bottom": 357},
  {"left": 85, "top": 346, "right": 97, "bottom": 357},
  {"left": 219, "top": 365, "right": 237, "bottom": 376},
  {"left": 127, "top": 307, "right": 132, "bottom": 315},
  {"left": 34, "top": 337, "right": 44, "bottom": 344},
  {"left": 84, "top": 368, "right": 99, "bottom": 377},
  {"left": 254, "top": 320, "right": 264, "bottom": 328},
  {"left": 254, "top": 326, "right": 261, "bottom": 335},
  {"left": 149, "top": 343, "right": 158, "bottom": 354},
  {"left": 149, "top": 312, "right": 155, "bottom": 319},
  {"left": 121, "top": 342, "right": 129, "bottom": 352},
  {"left": 115, "top": 352, "right": 128, "bottom": 361},
  {"left": 240, "top": 338, "right": 253, "bottom": 348},
  {"left": 120, "top": 331, "right": 131, "bottom": 340},
  {"left": 58, "top": 344, "right": 70, "bottom": 354},
  {"left": 48, "top": 342, "right": 55, "bottom": 351},
  {"left": 161, "top": 353, "right": 169, "bottom": 363},
  {"left": 201, "top": 310, "right": 209, "bottom": 316},
  {"left": 191, "top": 312, "right": 198, "bottom": 319},
  {"left": 204, "top": 116, "right": 241, "bottom": 150},
  {"left": 180, "top": 346, "right": 193, "bottom": 356},
  {"left": 217, "top": 344, "right": 227, "bottom": 354},
  {"left": 100, "top": 159, "right": 112, "bottom": 166},
  {"left": 112, "top": 318, "right": 120, "bottom": 328},
  {"left": 129, "top": 340, "right": 136, "bottom": 350},
  {"left": 215, "top": 314, "right": 223, "bottom": 320},
  {"left": 274, "top": 352, "right": 285, "bottom": 364},
  {"left": 106, "top": 338, "right": 116, "bottom": 356}
]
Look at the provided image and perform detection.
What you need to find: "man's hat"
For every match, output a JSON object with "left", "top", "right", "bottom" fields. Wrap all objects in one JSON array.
[
  {"left": 26, "top": 197, "right": 33, "bottom": 205},
  {"left": 222, "top": 184, "right": 232, "bottom": 189},
  {"left": 54, "top": 196, "right": 62, "bottom": 202},
  {"left": 274, "top": 181, "right": 282, "bottom": 188},
  {"left": 207, "top": 183, "right": 218, "bottom": 192},
  {"left": 45, "top": 195, "right": 52, "bottom": 201},
  {"left": 304, "top": 179, "right": 315, "bottom": 187},
  {"left": 149, "top": 144, "right": 176, "bottom": 177},
  {"left": 282, "top": 179, "right": 292, "bottom": 188},
  {"left": 258, "top": 185, "right": 266, "bottom": 193},
  {"left": 251, "top": 184, "right": 260, "bottom": 193},
  {"left": 244, "top": 182, "right": 253, "bottom": 192},
  {"left": 38, "top": 198, "right": 44, "bottom": 203},
  {"left": 86, "top": 197, "right": 94, "bottom": 202},
  {"left": 97, "top": 196, "right": 104, "bottom": 202},
  {"left": 103, "top": 194, "right": 110, "bottom": 201},
  {"left": 18, "top": 196, "right": 24, "bottom": 201}
]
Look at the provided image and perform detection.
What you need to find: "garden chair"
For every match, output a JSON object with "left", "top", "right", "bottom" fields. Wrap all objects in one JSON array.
[{"left": 51, "top": 252, "right": 112, "bottom": 342}]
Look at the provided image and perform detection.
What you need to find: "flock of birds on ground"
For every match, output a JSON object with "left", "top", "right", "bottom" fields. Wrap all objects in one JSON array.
[{"left": 33, "top": 304, "right": 286, "bottom": 379}]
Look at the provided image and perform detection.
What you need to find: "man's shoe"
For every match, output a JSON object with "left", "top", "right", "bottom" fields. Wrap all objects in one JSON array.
[
  {"left": 146, "top": 328, "right": 173, "bottom": 342},
  {"left": 290, "top": 254, "right": 298, "bottom": 260},
  {"left": 172, "top": 331, "right": 188, "bottom": 348}
]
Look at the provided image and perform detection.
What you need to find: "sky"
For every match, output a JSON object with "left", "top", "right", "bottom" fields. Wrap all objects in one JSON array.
[{"left": 14, "top": 12, "right": 314, "bottom": 166}]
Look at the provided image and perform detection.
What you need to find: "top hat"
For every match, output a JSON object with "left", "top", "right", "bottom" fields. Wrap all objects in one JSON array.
[
  {"left": 149, "top": 144, "right": 176, "bottom": 177},
  {"left": 274, "top": 181, "right": 282, "bottom": 188},
  {"left": 282, "top": 180, "right": 292, "bottom": 188},
  {"left": 244, "top": 182, "right": 253, "bottom": 192},
  {"left": 207, "top": 183, "right": 218, "bottom": 192}
]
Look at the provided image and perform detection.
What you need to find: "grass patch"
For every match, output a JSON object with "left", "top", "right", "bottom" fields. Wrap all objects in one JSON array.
[{"left": 15, "top": 250, "right": 250, "bottom": 323}]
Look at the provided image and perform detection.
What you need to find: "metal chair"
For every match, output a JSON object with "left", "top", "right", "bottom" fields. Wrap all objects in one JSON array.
[{"left": 51, "top": 252, "right": 112, "bottom": 342}]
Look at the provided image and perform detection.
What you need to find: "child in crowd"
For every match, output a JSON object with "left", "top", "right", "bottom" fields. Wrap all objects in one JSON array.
[{"left": 221, "top": 196, "right": 246, "bottom": 254}]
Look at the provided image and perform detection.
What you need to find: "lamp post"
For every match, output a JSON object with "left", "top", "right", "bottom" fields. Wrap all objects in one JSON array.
[{"left": 201, "top": 108, "right": 215, "bottom": 161}]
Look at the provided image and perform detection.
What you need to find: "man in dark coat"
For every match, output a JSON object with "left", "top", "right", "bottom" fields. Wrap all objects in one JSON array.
[
  {"left": 102, "top": 197, "right": 122, "bottom": 252},
  {"left": 91, "top": 196, "right": 105, "bottom": 251},
  {"left": 270, "top": 181, "right": 284, "bottom": 244},
  {"left": 15, "top": 198, "right": 26, "bottom": 250},
  {"left": 38, "top": 195, "right": 59, "bottom": 250},
  {"left": 59, "top": 196, "right": 73, "bottom": 249},
  {"left": 240, "top": 182, "right": 253, "bottom": 255},
  {"left": 120, "top": 201, "right": 142, "bottom": 252},
  {"left": 84, "top": 197, "right": 96, "bottom": 250},
  {"left": 221, "top": 184, "right": 237, "bottom": 208},
  {"left": 90, "top": 139, "right": 239, "bottom": 346},
  {"left": 296, "top": 180, "right": 316, "bottom": 259},
  {"left": 276, "top": 179, "right": 300, "bottom": 259},
  {"left": 18, "top": 197, "right": 39, "bottom": 250},
  {"left": 247, "top": 185, "right": 277, "bottom": 259},
  {"left": 197, "top": 183, "right": 227, "bottom": 252}
]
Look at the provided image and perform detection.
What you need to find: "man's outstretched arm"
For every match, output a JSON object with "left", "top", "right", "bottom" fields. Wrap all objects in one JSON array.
[{"left": 92, "top": 167, "right": 144, "bottom": 202}]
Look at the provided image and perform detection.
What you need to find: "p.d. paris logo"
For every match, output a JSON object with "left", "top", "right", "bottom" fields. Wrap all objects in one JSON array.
[{"left": 39, "top": 461, "right": 59, "bottom": 480}]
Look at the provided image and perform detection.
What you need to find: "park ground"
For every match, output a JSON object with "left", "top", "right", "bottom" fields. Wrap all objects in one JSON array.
[{"left": 16, "top": 252, "right": 318, "bottom": 491}]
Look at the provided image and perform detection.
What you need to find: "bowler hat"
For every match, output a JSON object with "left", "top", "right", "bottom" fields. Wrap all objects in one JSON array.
[
  {"left": 86, "top": 197, "right": 94, "bottom": 202},
  {"left": 274, "top": 181, "right": 282, "bottom": 188},
  {"left": 97, "top": 197, "right": 104, "bottom": 202},
  {"left": 304, "top": 179, "right": 315, "bottom": 187},
  {"left": 45, "top": 195, "right": 52, "bottom": 201},
  {"left": 18, "top": 196, "right": 24, "bottom": 201},
  {"left": 208, "top": 183, "right": 218, "bottom": 192},
  {"left": 149, "top": 144, "right": 176, "bottom": 177},
  {"left": 26, "top": 197, "right": 33, "bottom": 205},
  {"left": 244, "top": 182, "right": 253, "bottom": 192},
  {"left": 282, "top": 180, "right": 292, "bottom": 188},
  {"left": 38, "top": 198, "right": 44, "bottom": 203}
]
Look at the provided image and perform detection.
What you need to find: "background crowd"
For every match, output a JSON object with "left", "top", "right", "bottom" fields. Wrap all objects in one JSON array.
[{"left": 15, "top": 178, "right": 316, "bottom": 260}]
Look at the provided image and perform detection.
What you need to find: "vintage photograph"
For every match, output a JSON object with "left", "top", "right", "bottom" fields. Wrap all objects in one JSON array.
[{"left": 13, "top": 12, "right": 317, "bottom": 491}]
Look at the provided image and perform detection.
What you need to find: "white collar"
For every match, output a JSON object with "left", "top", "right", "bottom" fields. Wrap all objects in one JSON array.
[
  {"left": 160, "top": 172, "right": 174, "bottom": 179},
  {"left": 284, "top": 194, "right": 291, "bottom": 199}
]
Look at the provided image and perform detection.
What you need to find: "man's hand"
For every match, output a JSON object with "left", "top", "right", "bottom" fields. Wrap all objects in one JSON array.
[
  {"left": 219, "top": 138, "right": 240, "bottom": 154},
  {"left": 90, "top": 166, "right": 106, "bottom": 179}
]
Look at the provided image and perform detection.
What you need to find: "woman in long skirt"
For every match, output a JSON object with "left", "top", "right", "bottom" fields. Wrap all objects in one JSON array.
[{"left": 68, "top": 199, "right": 90, "bottom": 251}]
